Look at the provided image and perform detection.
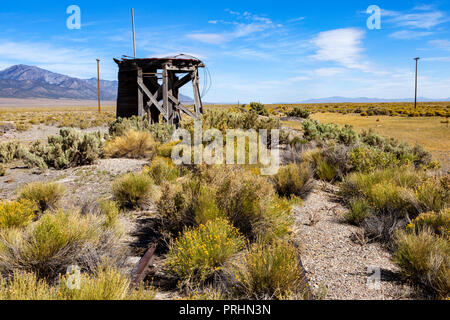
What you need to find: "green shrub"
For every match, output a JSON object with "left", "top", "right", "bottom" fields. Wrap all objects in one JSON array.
[
  {"left": 287, "top": 107, "right": 310, "bottom": 119},
  {"left": 148, "top": 123, "right": 176, "bottom": 143},
  {"left": 406, "top": 209, "right": 449, "bottom": 238},
  {"left": 249, "top": 102, "right": 269, "bottom": 117},
  {"left": 109, "top": 116, "right": 151, "bottom": 138},
  {"left": 215, "top": 168, "right": 276, "bottom": 240},
  {"left": 394, "top": 229, "right": 449, "bottom": 298},
  {"left": 157, "top": 180, "right": 224, "bottom": 238},
  {"left": 0, "top": 141, "right": 27, "bottom": 164},
  {"left": 226, "top": 240, "right": 306, "bottom": 299},
  {"left": 166, "top": 219, "right": 245, "bottom": 282},
  {"left": 18, "top": 182, "right": 66, "bottom": 213},
  {"left": 0, "top": 210, "right": 102, "bottom": 277},
  {"left": 99, "top": 200, "right": 120, "bottom": 228},
  {"left": 349, "top": 146, "right": 401, "bottom": 173},
  {"left": 143, "top": 157, "right": 180, "bottom": 185},
  {"left": 345, "top": 198, "right": 371, "bottom": 225},
  {"left": 30, "top": 129, "right": 105, "bottom": 169},
  {"left": 0, "top": 200, "right": 38, "bottom": 229},
  {"left": 104, "top": 130, "right": 156, "bottom": 159},
  {"left": 112, "top": 173, "right": 154, "bottom": 208},
  {"left": 316, "top": 159, "right": 338, "bottom": 181},
  {"left": 415, "top": 179, "right": 449, "bottom": 213},
  {"left": 272, "top": 163, "right": 314, "bottom": 199}
]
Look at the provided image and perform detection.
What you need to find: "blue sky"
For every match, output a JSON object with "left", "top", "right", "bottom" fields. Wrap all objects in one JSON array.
[{"left": 0, "top": 0, "right": 449, "bottom": 102}]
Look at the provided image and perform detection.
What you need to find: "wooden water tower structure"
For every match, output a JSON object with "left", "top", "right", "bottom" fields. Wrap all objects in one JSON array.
[{"left": 114, "top": 55, "right": 205, "bottom": 125}]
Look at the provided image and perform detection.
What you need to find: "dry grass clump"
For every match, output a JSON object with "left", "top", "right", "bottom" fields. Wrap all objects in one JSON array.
[
  {"left": 0, "top": 210, "right": 126, "bottom": 279},
  {"left": 166, "top": 219, "right": 245, "bottom": 283},
  {"left": 0, "top": 267, "right": 156, "bottom": 300},
  {"left": 143, "top": 157, "right": 180, "bottom": 185},
  {"left": 18, "top": 182, "right": 66, "bottom": 213},
  {"left": 99, "top": 200, "right": 120, "bottom": 228},
  {"left": 0, "top": 270, "right": 56, "bottom": 300},
  {"left": 394, "top": 227, "right": 449, "bottom": 298},
  {"left": 214, "top": 167, "right": 278, "bottom": 240},
  {"left": 111, "top": 173, "right": 154, "bottom": 208},
  {"left": 105, "top": 129, "right": 156, "bottom": 159},
  {"left": 224, "top": 240, "right": 307, "bottom": 300},
  {"left": 345, "top": 198, "right": 371, "bottom": 226},
  {"left": 157, "top": 180, "right": 225, "bottom": 239},
  {"left": 0, "top": 164, "right": 6, "bottom": 176},
  {"left": 58, "top": 265, "right": 156, "bottom": 300},
  {"left": 0, "top": 200, "right": 38, "bottom": 229},
  {"left": 158, "top": 166, "right": 294, "bottom": 242},
  {"left": 272, "top": 163, "right": 314, "bottom": 199},
  {"left": 340, "top": 168, "right": 449, "bottom": 242}
]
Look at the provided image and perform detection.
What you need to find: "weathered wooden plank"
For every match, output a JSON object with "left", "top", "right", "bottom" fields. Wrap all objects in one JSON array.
[
  {"left": 162, "top": 66, "right": 171, "bottom": 124},
  {"left": 137, "top": 79, "right": 167, "bottom": 119},
  {"left": 137, "top": 68, "right": 145, "bottom": 117},
  {"left": 168, "top": 92, "right": 196, "bottom": 118}
]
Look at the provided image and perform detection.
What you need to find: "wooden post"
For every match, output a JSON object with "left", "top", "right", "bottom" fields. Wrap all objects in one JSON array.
[
  {"left": 162, "top": 65, "right": 171, "bottom": 124},
  {"left": 192, "top": 70, "right": 203, "bottom": 117},
  {"left": 131, "top": 8, "right": 136, "bottom": 59},
  {"left": 96, "top": 59, "right": 101, "bottom": 114},
  {"left": 137, "top": 67, "right": 144, "bottom": 117}
]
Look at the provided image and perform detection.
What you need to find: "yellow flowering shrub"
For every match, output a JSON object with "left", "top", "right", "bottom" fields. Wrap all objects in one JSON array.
[
  {"left": 0, "top": 200, "right": 37, "bottom": 229},
  {"left": 166, "top": 218, "right": 245, "bottom": 283}
]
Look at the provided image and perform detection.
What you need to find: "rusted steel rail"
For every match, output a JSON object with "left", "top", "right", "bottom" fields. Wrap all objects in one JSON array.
[{"left": 129, "top": 243, "right": 157, "bottom": 290}]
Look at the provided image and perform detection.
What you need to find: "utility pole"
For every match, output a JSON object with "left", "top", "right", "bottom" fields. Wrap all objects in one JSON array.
[
  {"left": 96, "top": 59, "right": 101, "bottom": 114},
  {"left": 131, "top": 8, "right": 136, "bottom": 59},
  {"left": 414, "top": 57, "right": 420, "bottom": 110}
]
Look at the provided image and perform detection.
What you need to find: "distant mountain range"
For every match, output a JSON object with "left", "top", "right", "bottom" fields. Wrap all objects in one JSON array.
[
  {"left": 298, "top": 96, "right": 450, "bottom": 103},
  {"left": 0, "top": 65, "right": 193, "bottom": 102}
]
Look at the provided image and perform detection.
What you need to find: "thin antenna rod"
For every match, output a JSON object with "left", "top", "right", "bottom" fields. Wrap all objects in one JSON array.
[
  {"left": 414, "top": 57, "right": 420, "bottom": 110},
  {"left": 96, "top": 59, "right": 101, "bottom": 114},
  {"left": 131, "top": 8, "right": 136, "bottom": 59}
]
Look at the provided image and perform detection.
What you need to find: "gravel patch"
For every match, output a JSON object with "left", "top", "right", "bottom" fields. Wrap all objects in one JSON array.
[{"left": 295, "top": 182, "right": 420, "bottom": 300}]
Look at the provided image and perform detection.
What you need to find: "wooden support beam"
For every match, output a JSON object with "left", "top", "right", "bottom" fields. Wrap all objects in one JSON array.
[
  {"left": 173, "top": 73, "right": 192, "bottom": 90},
  {"left": 137, "top": 68, "right": 145, "bottom": 117},
  {"left": 162, "top": 66, "right": 171, "bottom": 125},
  {"left": 192, "top": 70, "right": 203, "bottom": 117},
  {"left": 137, "top": 79, "right": 167, "bottom": 119},
  {"left": 168, "top": 92, "right": 196, "bottom": 118}
]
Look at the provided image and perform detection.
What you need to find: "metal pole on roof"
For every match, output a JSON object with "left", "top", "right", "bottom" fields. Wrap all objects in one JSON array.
[
  {"left": 131, "top": 8, "right": 136, "bottom": 59},
  {"left": 96, "top": 59, "right": 101, "bottom": 114},
  {"left": 414, "top": 57, "right": 420, "bottom": 110}
]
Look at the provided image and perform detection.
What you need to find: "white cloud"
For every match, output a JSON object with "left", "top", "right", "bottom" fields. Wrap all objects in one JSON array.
[
  {"left": 429, "top": 39, "right": 450, "bottom": 50},
  {"left": 389, "top": 30, "right": 433, "bottom": 39},
  {"left": 422, "top": 56, "right": 450, "bottom": 62},
  {"left": 385, "top": 8, "right": 447, "bottom": 29},
  {"left": 187, "top": 10, "right": 278, "bottom": 45},
  {"left": 187, "top": 33, "right": 228, "bottom": 45},
  {"left": 310, "top": 28, "right": 368, "bottom": 71},
  {"left": 314, "top": 68, "right": 346, "bottom": 77},
  {"left": 287, "top": 17, "right": 305, "bottom": 23}
]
